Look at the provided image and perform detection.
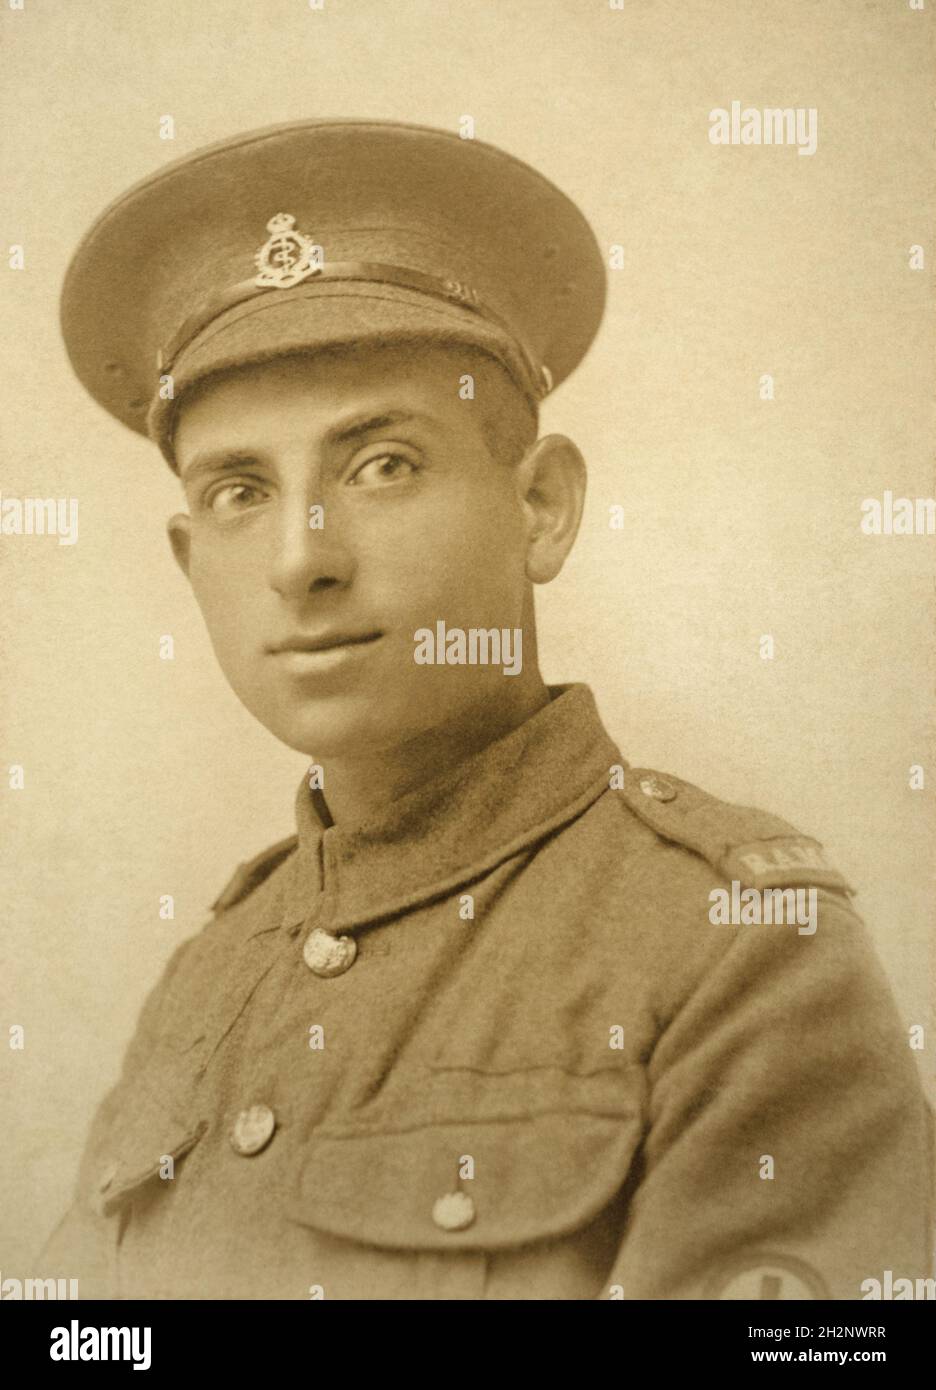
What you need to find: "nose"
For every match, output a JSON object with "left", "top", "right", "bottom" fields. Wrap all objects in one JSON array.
[{"left": 267, "top": 488, "right": 355, "bottom": 600}]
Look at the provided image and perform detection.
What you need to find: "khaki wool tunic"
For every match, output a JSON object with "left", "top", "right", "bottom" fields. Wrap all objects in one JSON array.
[{"left": 39, "top": 683, "right": 932, "bottom": 1300}]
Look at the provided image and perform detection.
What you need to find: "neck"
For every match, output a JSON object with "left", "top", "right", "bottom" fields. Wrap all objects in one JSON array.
[{"left": 314, "top": 671, "right": 553, "bottom": 829}]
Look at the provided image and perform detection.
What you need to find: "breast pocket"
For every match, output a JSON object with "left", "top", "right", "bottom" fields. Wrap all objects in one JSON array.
[{"left": 283, "top": 1064, "right": 647, "bottom": 1258}]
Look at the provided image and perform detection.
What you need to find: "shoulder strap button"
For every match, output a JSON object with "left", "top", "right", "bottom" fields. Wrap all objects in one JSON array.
[{"left": 638, "top": 773, "right": 678, "bottom": 802}]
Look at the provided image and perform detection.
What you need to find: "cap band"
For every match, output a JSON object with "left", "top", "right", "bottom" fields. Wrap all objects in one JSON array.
[{"left": 156, "top": 260, "right": 552, "bottom": 400}]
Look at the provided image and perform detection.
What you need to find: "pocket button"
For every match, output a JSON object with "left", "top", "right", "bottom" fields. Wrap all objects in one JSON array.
[{"left": 431, "top": 1191, "right": 476, "bottom": 1232}]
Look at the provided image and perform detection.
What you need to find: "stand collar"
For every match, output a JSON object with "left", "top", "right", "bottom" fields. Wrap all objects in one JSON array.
[{"left": 278, "top": 681, "right": 624, "bottom": 934}]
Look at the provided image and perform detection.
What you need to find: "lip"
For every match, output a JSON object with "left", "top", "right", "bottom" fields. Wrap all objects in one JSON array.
[
  {"left": 267, "top": 632, "right": 383, "bottom": 654},
  {"left": 267, "top": 631, "right": 384, "bottom": 675}
]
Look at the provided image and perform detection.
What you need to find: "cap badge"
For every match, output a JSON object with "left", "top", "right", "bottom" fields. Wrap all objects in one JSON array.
[{"left": 253, "top": 212, "right": 323, "bottom": 289}]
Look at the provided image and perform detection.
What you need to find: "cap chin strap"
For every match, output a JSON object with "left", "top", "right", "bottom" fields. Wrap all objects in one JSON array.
[{"left": 156, "top": 260, "right": 552, "bottom": 402}]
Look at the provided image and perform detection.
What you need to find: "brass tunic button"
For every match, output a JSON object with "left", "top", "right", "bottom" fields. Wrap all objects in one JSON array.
[
  {"left": 230, "top": 1104, "right": 276, "bottom": 1156},
  {"left": 303, "top": 926, "right": 357, "bottom": 977},
  {"left": 431, "top": 1191, "right": 476, "bottom": 1232},
  {"left": 638, "top": 774, "right": 677, "bottom": 803}
]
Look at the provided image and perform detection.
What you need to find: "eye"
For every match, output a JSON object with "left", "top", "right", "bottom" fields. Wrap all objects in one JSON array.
[
  {"left": 348, "top": 452, "right": 419, "bottom": 487},
  {"left": 204, "top": 481, "right": 268, "bottom": 518}
]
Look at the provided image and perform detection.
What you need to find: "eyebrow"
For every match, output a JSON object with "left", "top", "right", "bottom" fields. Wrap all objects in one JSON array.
[
  {"left": 179, "top": 409, "right": 440, "bottom": 483},
  {"left": 330, "top": 409, "right": 438, "bottom": 446}
]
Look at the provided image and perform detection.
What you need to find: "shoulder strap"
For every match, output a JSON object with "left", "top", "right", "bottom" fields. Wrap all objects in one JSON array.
[
  {"left": 210, "top": 834, "right": 299, "bottom": 915},
  {"left": 615, "top": 767, "right": 855, "bottom": 894}
]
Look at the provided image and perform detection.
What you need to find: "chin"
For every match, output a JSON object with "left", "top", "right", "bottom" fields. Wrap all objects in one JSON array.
[
  {"left": 241, "top": 673, "right": 466, "bottom": 761},
  {"left": 264, "top": 692, "right": 402, "bottom": 761}
]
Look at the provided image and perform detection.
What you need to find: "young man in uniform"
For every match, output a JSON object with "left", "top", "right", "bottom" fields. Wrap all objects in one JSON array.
[{"left": 39, "top": 120, "right": 932, "bottom": 1300}]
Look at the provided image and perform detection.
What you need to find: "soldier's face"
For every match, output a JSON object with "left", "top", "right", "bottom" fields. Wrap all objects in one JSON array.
[{"left": 167, "top": 345, "right": 538, "bottom": 758}]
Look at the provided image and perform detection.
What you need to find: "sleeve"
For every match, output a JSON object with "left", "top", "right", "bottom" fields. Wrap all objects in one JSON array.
[
  {"left": 603, "top": 888, "right": 934, "bottom": 1300},
  {"left": 34, "top": 935, "right": 201, "bottom": 1300}
]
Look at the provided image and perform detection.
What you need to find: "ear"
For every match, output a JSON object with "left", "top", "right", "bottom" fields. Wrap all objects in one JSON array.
[
  {"left": 167, "top": 513, "right": 193, "bottom": 580},
  {"left": 514, "top": 433, "right": 587, "bottom": 584}
]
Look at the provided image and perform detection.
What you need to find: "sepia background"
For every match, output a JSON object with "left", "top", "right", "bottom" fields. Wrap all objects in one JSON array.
[{"left": 1, "top": 0, "right": 933, "bottom": 1272}]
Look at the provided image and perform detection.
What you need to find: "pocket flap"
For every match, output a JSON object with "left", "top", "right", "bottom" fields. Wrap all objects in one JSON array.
[
  {"left": 87, "top": 1054, "right": 208, "bottom": 1217},
  {"left": 287, "top": 1104, "right": 644, "bottom": 1252},
  {"left": 93, "top": 1117, "right": 207, "bottom": 1218}
]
